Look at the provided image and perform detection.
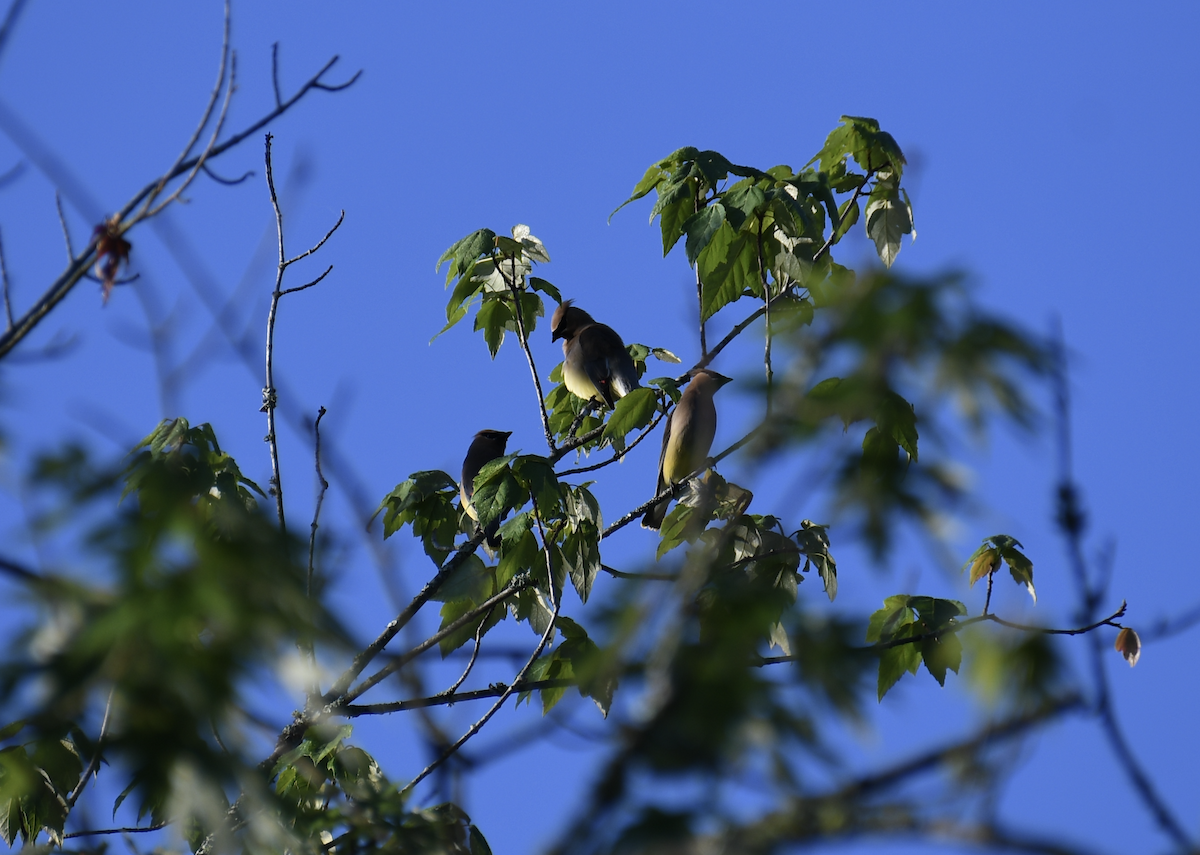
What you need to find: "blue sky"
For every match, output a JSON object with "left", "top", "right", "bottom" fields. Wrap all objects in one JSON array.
[{"left": 0, "top": 2, "right": 1197, "bottom": 852}]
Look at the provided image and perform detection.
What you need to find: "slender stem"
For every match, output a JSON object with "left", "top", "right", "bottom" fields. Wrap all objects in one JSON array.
[
  {"left": 402, "top": 501, "right": 562, "bottom": 794},
  {"left": 695, "top": 184, "right": 707, "bottom": 357},
  {"left": 342, "top": 578, "right": 529, "bottom": 705},
  {"left": 500, "top": 250, "right": 556, "bottom": 452},
  {"left": 344, "top": 678, "right": 579, "bottom": 715},
  {"left": 0, "top": 226, "right": 12, "bottom": 330},
  {"left": 439, "top": 606, "right": 495, "bottom": 697},
  {"left": 324, "top": 530, "right": 488, "bottom": 701},
  {"left": 65, "top": 688, "right": 114, "bottom": 808},
  {"left": 556, "top": 407, "right": 665, "bottom": 477},
  {"left": 54, "top": 191, "right": 74, "bottom": 259},
  {"left": 140, "top": 1, "right": 231, "bottom": 216},
  {"left": 756, "top": 218, "right": 773, "bottom": 415},
  {"left": 305, "top": 406, "right": 329, "bottom": 701},
  {"left": 263, "top": 135, "right": 288, "bottom": 534}
]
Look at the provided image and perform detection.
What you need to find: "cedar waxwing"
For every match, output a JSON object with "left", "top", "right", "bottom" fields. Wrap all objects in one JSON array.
[
  {"left": 461, "top": 429, "right": 512, "bottom": 547},
  {"left": 642, "top": 369, "right": 732, "bottom": 530},
  {"left": 550, "top": 300, "right": 641, "bottom": 409}
]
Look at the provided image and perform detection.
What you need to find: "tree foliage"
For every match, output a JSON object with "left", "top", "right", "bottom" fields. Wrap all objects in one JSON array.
[{"left": 0, "top": 16, "right": 1177, "bottom": 855}]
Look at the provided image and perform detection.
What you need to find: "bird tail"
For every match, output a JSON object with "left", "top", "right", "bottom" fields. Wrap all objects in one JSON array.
[
  {"left": 641, "top": 498, "right": 668, "bottom": 530},
  {"left": 611, "top": 370, "right": 640, "bottom": 401}
]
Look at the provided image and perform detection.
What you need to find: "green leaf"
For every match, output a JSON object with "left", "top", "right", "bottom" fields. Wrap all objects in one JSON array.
[
  {"left": 601, "top": 388, "right": 659, "bottom": 443},
  {"left": 471, "top": 454, "right": 526, "bottom": 533},
  {"left": 610, "top": 162, "right": 670, "bottom": 222},
  {"left": 562, "top": 522, "right": 601, "bottom": 603},
  {"left": 921, "top": 632, "right": 963, "bottom": 686},
  {"left": 496, "top": 524, "right": 537, "bottom": 589},
  {"left": 529, "top": 276, "right": 562, "bottom": 303},
  {"left": 683, "top": 203, "right": 726, "bottom": 265},
  {"left": 865, "top": 184, "right": 913, "bottom": 268},
  {"left": 698, "top": 224, "right": 755, "bottom": 321},
  {"left": 436, "top": 228, "right": 496, "bottom": 286},
  {"left": 1001, "top": 544, "right": 1036, "bottom": 602},
  {"left": 474, "top": 298, "right": 513, "bottom": 358},
  {"left": 877, "top": 633, "right": 921, "bottom": 700}
]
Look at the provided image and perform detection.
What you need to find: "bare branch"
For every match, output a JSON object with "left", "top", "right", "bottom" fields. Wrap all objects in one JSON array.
[
  {"left": 344, "top": 577, "right": 530, "bottom": 705},
  {"left": 271, "top": 42, "right": 283, "bottom": 109},
  {"left": 54, "top": 191, "right": 73, "bottom": 258},
  {"left": 0, "top": 44, "right": 360, "bottom": 361},
  {"left": 201, "top": 162, "right": 254, "bottom": 186},
  {"left": 439, "top": 607, "right": 495, "bottom": 698},
  {"left": 64, "top": 823, "right": 168, "bottom": 840},
  {"left": 262, "top": 134, "right": 288, "bottom": 533},
  {"left": 0, "top": 159, "right": 24, "bottom": 189},
  {"left": 0, "top": 226, "right": 12, "bottom": 329},
  {"left": 140, "top": 0, "right": 232, "bottom": 217},
  {"left": 1050, "top": 322, "right": 1195, "bottom": 852},
  {"left": 344, "top": 678, "right": 578, "bottom": 716},
  {"left": 280, "top": 264, "right": 333, "bottom": 296},
  {"left": 322, "top": 529, "right": 489, "bottom": 703},
  {"left": 283, "top": 210, "right": 345, "bottom": 268},
  {"left": 0, "top": 0, "right": 30, "bottom": 68},
  {"left": 0, "top": 553, "right": 39, "bottom": 581}
]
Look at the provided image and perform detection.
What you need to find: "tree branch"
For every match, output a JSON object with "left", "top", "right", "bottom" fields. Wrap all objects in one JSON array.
[
  {"left": 556, "top": 406, "right": 666, "bottom": 477},
  {"left": 402, "top": 500, "right": 563, "bottom": 793},
  {"left": 342, "top": 576, "right": 531, "bottom": 706},
  {"left": 0, "top": 46, "right": 359, "bottom": 361},
  {"left": 344, "top": 678, "right": 578, "bottom": 716},
  {"left": 322, "top": 529, "right": 488, "bottom": 703}
]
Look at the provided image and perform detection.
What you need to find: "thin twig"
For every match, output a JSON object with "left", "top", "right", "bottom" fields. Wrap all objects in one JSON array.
[
  {"left": 54, "top": 191, "right": 74, "bottom": 258},
  {"left": 757, "top": 219, "right": 773, "bottom": 414},
  {"left": 283, "top": 211, "right": 345, "bottom": 268},
  {"left": 439, "top": 607, "right": 495, "bottom": 697},
  {"left": 0, "top": 226, "right": 12, "bottom": 330},
  {"left": 549, "top": 421, "right": 606, "bottom": 464},
  {"left": 308, "top": 406, "right": 329, "bottom": 601},
  {"left": 344, "top": 577, "right": 530, "bottom": 705},
  {"left": 271, "top": 42, "right": 284, "bottom": 109},
  {"left": 500, "top": 251, "right": 557, "bottom": 452},
  {"left": 140, "top": 0, "right": 232, "bottom": 217},
  {"left": 1050, "top": 323, "right": 1195, "bottom": 850},
  {"left": 0, "top": 554, "right": 39, "bottom": 580},
  {"left": 280, "top": 264, "right": 333, "bottom": 296},
  {"left": 556, "top": 407, "right": 666, "bottom": 477},
  {"left": 262, "top": 134, "right": 288, "bottom": 533},
  {"left": 0, "top": 49, "right": 360, "bottom": 361},
  {"left": 600, "top": 564, "right": 678, "bottom": 582},
  {"left": 305, "top": 406, "right": 329, "bottom": 699},
  {"left": 65, "top": 688, "right": 114, "bottom": 808},
  {"left": 345, "top": 678, "right": 579, "bottom": 716},
  {"left": 0, "top": 0, "right": 30, "bottom": 66},
  {"left": 403, "top": 500, "right": 563, "bottom": 794},
  {"left": 322, "top": 530, "right": 488, "bottom": 705},
  {"left": 695, "top": 185, "right": 707, "bottom": 357},
  {"left": 64, "top": 823, "right": 168, "bottom": 840},
  {"left": 201, "top": 163, "right": 253, "bottom": 186}
]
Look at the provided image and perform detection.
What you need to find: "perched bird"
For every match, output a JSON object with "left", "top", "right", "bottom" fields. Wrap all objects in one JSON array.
[
  {"left": 642, "top": 369, "right": 732, "bottom": 530},
  {"left": 460, "top": 429, "right": 513, "bottom": 547},
  {"left": 551, "top": 300, "right": 641, "bottom": 408}
]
